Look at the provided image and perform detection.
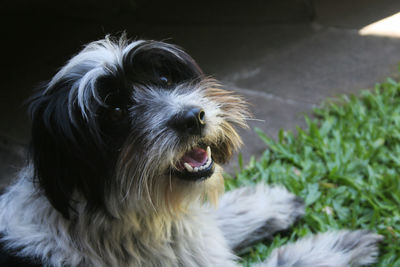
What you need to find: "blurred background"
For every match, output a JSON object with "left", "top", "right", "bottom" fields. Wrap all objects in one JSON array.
[{"left": 1, "top": 0, "right": 400, "bottom": 188}]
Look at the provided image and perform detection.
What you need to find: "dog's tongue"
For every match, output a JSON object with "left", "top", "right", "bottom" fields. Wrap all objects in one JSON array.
[{"left": 181, "top": 148, "right": 208, "bottom": 168}]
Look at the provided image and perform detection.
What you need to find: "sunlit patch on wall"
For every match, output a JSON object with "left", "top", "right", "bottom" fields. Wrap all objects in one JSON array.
[{"left": 359, "top": 12, "right": 400, "bottom": 38}]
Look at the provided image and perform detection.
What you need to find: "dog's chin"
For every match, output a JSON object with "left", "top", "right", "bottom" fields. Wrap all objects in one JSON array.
[{"left": 171, "top": 146, "right": 215, "bottom": 182}]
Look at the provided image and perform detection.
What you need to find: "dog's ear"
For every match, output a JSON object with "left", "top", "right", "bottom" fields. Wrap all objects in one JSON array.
[
  {"left": 28, "top": 81, "right": 112, "bottom": 219},
  {"left": 29, "top": 84, "right": 74, "bottom": 218}
]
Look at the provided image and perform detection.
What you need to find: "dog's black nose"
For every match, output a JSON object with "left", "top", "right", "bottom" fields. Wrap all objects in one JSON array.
[{"left": 171, "top": 107, "right": 205, "bottom": 136}]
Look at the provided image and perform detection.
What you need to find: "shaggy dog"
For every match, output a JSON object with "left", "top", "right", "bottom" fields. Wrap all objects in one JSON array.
[{"left": 0, "top": 36, "right": 382, "bottom": 266}]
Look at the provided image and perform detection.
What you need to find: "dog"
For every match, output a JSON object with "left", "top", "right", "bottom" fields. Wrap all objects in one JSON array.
[{"left": 0, "top": 36, "right": 382, "bottom": 266}]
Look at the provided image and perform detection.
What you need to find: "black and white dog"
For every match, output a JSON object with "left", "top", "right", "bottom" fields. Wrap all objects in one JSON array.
[{"left": 0, "top": 36, "right": 382, "bottom": 266}]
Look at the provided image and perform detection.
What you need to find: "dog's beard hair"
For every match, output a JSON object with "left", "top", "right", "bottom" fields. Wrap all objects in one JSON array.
[{"left": 111, "top": 79, "right": 249, "bottom": 218}]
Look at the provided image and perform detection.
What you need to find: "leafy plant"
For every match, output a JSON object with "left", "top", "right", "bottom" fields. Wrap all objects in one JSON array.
[{"left": 226, "top": 78, "right": 400, "bottom": 266}]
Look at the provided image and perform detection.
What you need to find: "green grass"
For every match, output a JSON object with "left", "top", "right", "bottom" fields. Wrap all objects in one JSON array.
[{"left": 225, "top": 78, "right": 400, "bottom": 266}]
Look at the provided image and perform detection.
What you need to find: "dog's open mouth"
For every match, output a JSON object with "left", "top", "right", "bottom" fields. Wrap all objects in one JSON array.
[{"left": 174, "top": 146, "right": 214, "bottom": 181}]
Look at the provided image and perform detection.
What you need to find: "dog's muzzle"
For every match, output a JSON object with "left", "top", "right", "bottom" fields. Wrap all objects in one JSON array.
[{"left": 170, "top": 106, "right": 215, "bottom": 181}]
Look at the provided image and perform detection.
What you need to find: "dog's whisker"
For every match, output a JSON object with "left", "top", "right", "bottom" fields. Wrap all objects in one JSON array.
[{"left": 244, "top": 118, "right": 265, "bottom": 122}]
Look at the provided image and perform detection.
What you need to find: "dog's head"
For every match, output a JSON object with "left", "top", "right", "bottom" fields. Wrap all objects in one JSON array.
[{"left": 29, "top": 36, "right": 249, "bottom": 218}]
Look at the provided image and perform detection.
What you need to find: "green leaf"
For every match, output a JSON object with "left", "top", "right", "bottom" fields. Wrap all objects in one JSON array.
[{"left": 304, "top": 183, "right": 321, "bottom": 206}]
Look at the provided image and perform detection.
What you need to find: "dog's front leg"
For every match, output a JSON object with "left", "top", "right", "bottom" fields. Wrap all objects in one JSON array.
[
  {"left": 214, "top": 183, "right": 305, "bottom": 251},
  {"left": 258, "top": 230, "right": 382, "bottom": 267}
]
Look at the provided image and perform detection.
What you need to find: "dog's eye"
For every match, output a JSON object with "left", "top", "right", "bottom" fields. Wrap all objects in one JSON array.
[
  {"left": 109, "top": 107, "right": 125, "bottom": 121},
  {"left": 160, "top": 76, "right": 172, "bottom": 86}
]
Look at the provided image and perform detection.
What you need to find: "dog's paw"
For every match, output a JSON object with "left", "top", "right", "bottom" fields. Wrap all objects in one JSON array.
[
  {"left": 259, "top": 184, "right": 305, "bottom": 231},
  {"left": 222, "top": 183, "right": 305, "bottom": 231},
  {"left": 216, "top": 183, "right": 305, "bottom": 250},
  {"left": 334, "top": 230, "right": 383, "bottom": 266},
  {"left": 262, "top": 230, "right": 382, "bottom": 267}
]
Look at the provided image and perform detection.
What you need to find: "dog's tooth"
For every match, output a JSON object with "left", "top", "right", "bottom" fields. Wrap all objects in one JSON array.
[
  {"left": 205, "top": 160, "right": 210, "bottom": 167},
  {"left": 201, "top": 159, "right": 210, "bottom": 169},
  {"left": 199, "top": 166, "right": 204, "bottom": 171},
  {"left": 205, "top": 157, "right": 211, "bottom": 167},
  {"left": 194, "top": 167, "right": 199, "bottom": 172},
  {"left": 206, "top": 146, "right": 211, "bottom": 159},
  {"left": 184, "top": 163, "right": 193, "bottom": 172}
]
